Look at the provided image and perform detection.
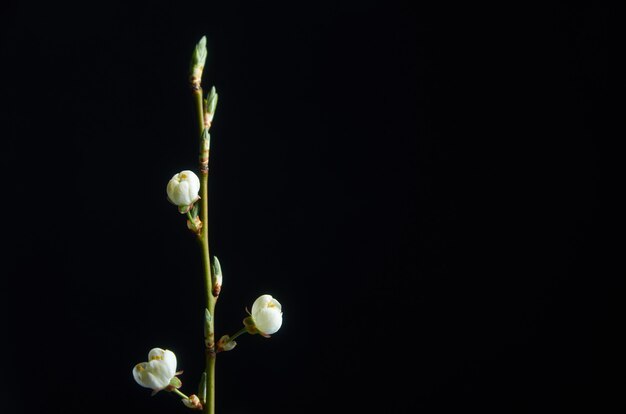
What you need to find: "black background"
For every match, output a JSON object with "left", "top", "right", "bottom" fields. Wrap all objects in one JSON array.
[{"left": 1, "top": 2, "right": 613, "bottom": 414}]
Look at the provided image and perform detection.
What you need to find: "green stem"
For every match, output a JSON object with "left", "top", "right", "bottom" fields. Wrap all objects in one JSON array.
[
  {"left": 187, "top": 211, "right": 197, "bottom": 233},
  {"left": 194, "top": 89, "right": 206, "bottom": 138},
  {"left": 227, "top": 327, "right": 248, "bottom": 343},
  {"left": 194, "top": 87, "right": 216, "bottom": 414},
  {"left": 172, "top": 388, "right": 189, "bottom": 400},
  {"left": 206, "top": 352, "right": 216, "bottom": 411},
  {"left": 216, "top": 327, "right": 248, "bottom": 352}
]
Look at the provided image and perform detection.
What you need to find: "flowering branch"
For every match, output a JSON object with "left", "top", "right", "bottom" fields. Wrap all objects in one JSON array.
[
  {"left": 190, "top": 36, "right": 218, "bottom": 414},
  {"left": 132, "top": 35, "right": 283, "bottom": 414}
]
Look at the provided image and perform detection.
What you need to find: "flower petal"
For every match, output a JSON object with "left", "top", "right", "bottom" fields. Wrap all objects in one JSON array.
[
  {"left": 146, "top": 360, "right": 174, "bottom": 390},
  {"left": 162, "top": 349, "right": 177, "bottom": 378},
  {"left": 254, "top": 308, "right": 283, "bottom": 335},
  {"left": 148, "top": 348, "right": 177, "bottom": 378},
  {"left": 251, "top": 294, "right": 273, "bottom": 316},
  {"left": 133, "top": 361, "right": 170, "bottom": 391}
]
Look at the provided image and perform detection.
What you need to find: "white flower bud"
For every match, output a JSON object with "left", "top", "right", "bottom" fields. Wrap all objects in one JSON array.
[
  {"left": 132, "top": 348, "right": 178, "bottom": 394},
  {"left": 251, "top": 294, "right": 283, "bottom": 336},
  {"left": 167, "top": 170, "right": 200, "bottom": 212}
]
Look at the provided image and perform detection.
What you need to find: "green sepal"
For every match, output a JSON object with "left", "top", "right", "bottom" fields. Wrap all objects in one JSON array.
[
  {"left": 190, "top": 203, "right": 199, "bottom": 218},
  {"left": 169, "top": 376, "right": 182, "bottom": 389},
  {"left": 243, "top": 316, "right": 258, "bottom": 335}
]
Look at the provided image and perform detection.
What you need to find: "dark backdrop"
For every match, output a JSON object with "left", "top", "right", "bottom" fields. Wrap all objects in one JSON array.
[{"left": 1, "top": 2, "right": 613, "bottom": 414}]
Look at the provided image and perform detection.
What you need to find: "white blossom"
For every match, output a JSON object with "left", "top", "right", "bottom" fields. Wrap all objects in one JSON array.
[
  {"left": 132, "top": 348, "right": 178, "bottom": 394},
  {"left": 251, "top": 294, "right": 283, "bottom": 336},
  {"left": 167, "top": 170, "right": 200, "bottom": 210}
]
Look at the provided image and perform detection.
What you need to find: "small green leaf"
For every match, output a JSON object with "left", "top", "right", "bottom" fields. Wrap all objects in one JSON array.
[
  {"left": 206, "top": 86, "right": 218, "bottom": 115},
  {"left": 201, "top": 128, "right": 211, "bottom": 149},
  {"left": 212, "top": 256, "right": 222, "bottom": 279},
  {"left": 198, "top": 372, "right": 207, "bottom": 403},
  {"left": 191, "top": 36, "right": 207, "bottom": 69},
  {"left": 204, "top": 308, "right": 212, "bottom": 338}
]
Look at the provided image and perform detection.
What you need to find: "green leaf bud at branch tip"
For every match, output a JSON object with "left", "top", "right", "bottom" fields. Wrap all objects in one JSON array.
[{"left": 190, "top": 36, "right": 207, "bottom": 90}]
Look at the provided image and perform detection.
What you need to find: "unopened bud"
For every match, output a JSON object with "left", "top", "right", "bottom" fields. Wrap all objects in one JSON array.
[
  {"left": 212, "top": 256, "right": 222, "bottom": 296},
  {"left": 167, "top": 170, "right": 200, "bottom": 213},
  {"left": 249, "top": 294, "right": 283, "bottom": 337},
  {"left": 204, "top": 86, "right": 218, "bottom": 126},
  {"left": 190, "top": 36, "right": 207, "bottom": 89}
]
